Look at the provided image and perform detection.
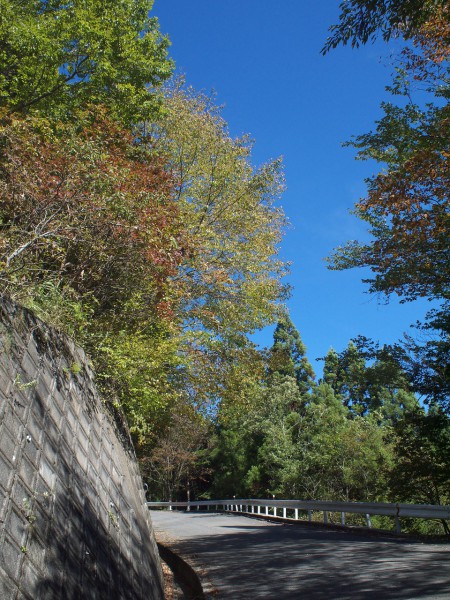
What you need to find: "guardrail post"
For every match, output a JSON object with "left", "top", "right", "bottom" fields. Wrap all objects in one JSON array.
[{"left": 147, "top": 499, "right": 450, "bottom": 530}]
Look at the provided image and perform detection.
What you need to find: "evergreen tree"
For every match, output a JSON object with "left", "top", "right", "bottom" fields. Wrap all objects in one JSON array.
[
  {"left": 269, "top": 312, "right": 315, "bottom": 395},
  {"left": 323, "top": 347, "right": 340, "bottom": 389},
  {"left": 389, "top": 407, "right": 450, "bottom": 529},
  {"left": 321, "top": 342, "right": 366, "bottom": 414},
  {"left": 322, "top": 340, "right": 417, "bottom": 421}
]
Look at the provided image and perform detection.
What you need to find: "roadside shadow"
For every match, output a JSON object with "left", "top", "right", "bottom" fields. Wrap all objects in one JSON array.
[{"left": 164, "top": 516, "right": 450, "bottom": 600}]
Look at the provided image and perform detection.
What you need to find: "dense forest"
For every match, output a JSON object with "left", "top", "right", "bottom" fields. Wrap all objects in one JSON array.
[{"left": 0, "top": 0, "right": 448, "bottom": 534}]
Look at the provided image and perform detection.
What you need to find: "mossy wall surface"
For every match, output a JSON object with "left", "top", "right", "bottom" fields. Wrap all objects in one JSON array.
[{"left": 0, "top": 297, "right": 163, "bottom": 600}]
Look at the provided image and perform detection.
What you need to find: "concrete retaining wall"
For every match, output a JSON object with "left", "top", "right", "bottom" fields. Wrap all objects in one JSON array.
[{"left": 0, "top": 297, "right": 164, "bottom": 600}]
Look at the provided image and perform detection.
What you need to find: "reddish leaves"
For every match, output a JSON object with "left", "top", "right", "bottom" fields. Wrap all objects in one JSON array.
[{"left": 0, "top": 110, "right": 186, "bottom": 316}]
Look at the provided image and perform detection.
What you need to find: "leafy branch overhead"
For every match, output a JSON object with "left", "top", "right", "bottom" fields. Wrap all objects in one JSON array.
[
  {"left": 322, "top": 0, "right": 447, "bottom": 52},
  {"left": 328, "top": 7, "right": 450, "bottom": 303}
]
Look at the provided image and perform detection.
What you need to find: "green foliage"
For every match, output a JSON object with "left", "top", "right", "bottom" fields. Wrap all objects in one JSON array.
[
  {"left": 140, "top": 404, "right": 212, "bottom": 501},
  {"left": 144, "top": 85, "right": 289, "bottom": 409},
  {"left": 322, "top": 0, "right": 445, "bottom": 52},
  {"left": 322, "top": 341, "right": 417, "bottom": 420},
  {"left": 269, "top": 311, "right": 315, "bottom": 394},
  {"left": 211, "top": 371, "right": 395, "bottom": 502},
  {"left": 94, "top": 319, "right": 182, "bottom": 441},
  {"left": 0, "top": 0, "right": 173, "bottom": 124},
  {"left": 326, "top": 5, "right": 450, "bottom": 415},
  {"left": 150, "top": 85, "right": 289, "bottom": 341},
  {"left": 275, "top": 383, "right": 393, "bottom": 502},
  {"left": 389, "top": 407, "right": 450, "bottom": 532},
  {"left": 400, "top": 304, "right": 450, "bottom": 411}
]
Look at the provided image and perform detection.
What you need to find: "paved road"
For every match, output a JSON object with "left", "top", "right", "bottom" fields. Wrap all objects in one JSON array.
[{"left": 150, "top": 511, "right": 450, "bottom": 600}]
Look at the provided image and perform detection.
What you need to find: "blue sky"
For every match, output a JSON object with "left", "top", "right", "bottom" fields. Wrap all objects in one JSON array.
[{"left": 153, "top": 0, "right": 431, "bottom": 372}]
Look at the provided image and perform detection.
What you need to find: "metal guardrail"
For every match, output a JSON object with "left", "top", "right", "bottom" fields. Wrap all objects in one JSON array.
[{"left": 147, "top": 498, "right": 450, "bottom": 533}]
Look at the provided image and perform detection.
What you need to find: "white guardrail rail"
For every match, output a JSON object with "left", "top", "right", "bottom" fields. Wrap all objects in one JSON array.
[{"left": 147, "top": 499, "right": 450, "bottom": 533}]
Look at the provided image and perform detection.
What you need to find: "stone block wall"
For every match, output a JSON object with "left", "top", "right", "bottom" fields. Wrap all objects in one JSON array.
[{"left": 0, "top": 297, "right": 164, "bottom": 600}]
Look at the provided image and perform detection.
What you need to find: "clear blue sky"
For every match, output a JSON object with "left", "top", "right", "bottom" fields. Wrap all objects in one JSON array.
[{"left": 153, "top": 0, "right": 431, "bottom": 372}]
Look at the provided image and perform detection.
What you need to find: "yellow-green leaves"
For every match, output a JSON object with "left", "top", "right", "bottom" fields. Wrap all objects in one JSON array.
[
  {"left": 0, "top": 0, "right": 173, "bottom": 123},
  {"left": 152, "top": 87, "right": 289, "bottom": 341}
]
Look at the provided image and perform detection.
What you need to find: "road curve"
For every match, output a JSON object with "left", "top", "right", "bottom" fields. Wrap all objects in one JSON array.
[{"left": 150, "top": 510, "right": 450, "bottom": 600}]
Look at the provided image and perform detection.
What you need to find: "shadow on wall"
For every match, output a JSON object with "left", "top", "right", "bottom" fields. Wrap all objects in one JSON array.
[
  {"left": 0, "top": 297, "right": 163, "bottom": 600},
  {"left": 34, "top": 456, "right": 163, "bottom": 600}
]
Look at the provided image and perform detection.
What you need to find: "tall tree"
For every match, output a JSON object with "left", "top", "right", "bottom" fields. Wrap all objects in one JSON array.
[
  {"left": 0, "top": 111, "right": 183, "bottom": 320},
  {"left": 326, "top": 5, "right": 450, "bottom": 410},
  {"left": 327, "top": 6, "right": 449, "bottom": 303},
  {"left": 322, "top": 340, "right": 417, "bottom": 419},
  {"left": 322, "top": 342, "right": 367, "bottom": 414},
  {"left": 269, "top": 312, "right": 315, "bottom": 394},
  {"left": 0, "top": 111, "right": 188, "bottom": 440},
  {"left": 149, "top": 86, "right": 289, "bottom": 407}
]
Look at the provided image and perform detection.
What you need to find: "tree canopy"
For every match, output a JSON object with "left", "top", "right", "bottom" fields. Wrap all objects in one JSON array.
[
  {"left": 0, "top": 0, "right": 173, "bottom": 123},
  {"left": 322, "top": 0, "right": 447, "bottom": 52},
  {"left": 327, "top": 4, "right": 450, "bottom": 411}
]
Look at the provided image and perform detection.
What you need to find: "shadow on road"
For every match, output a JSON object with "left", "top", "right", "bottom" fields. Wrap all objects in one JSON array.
[{"left": 152, "top": 512, "right": 450, "bottom": 600}]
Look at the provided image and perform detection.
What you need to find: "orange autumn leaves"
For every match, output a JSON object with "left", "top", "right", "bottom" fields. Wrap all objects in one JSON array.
[{"left": 329, "top": 7, "right": 450, "bottom": 303}]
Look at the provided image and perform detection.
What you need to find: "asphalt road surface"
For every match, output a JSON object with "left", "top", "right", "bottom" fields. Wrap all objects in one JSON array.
[{"left": 150, "top": 510, "right": 450, "bottom": 600}]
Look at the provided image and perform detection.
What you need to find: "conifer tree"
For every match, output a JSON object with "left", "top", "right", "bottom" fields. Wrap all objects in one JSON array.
[{"left": 268, "top": 312, "right": 315, "bottom": 395}]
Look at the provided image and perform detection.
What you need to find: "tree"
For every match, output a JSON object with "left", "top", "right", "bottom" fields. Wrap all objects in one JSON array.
[
  {"left": 400, "top": 304, "right": 450, "bottom": 410},
  {"left": 269, "top": 311, "right": 315, "bottom": 395},
  {"left": 327, "top": 6, "right": 449, "bottom": 302},
  {"left": 326, "top": 5, "right": 450, "bottom": 410},
  {"left": 152, "top": 86, "right": 288, "bottom": 337},
  {"left": 0, "top": 110, "right": 190, "bottom": 440},
  {"left": 322, "top": 340, "right": 417, "bottom": 420},
  {"left": 0, "top": 0, "right": 173, "bottom": 124},
  {"left": 210, "top": 371, "right": 304, "bottom": 498},
  {"left": 0, "top": 111, "right": 183, "bottom": 318},
  {"left": 322, "top": 342, "right": 367, "bottom": 413},
  {"left": 389, "top": 407, "right": 450, "bottom": 531},
  {"left": 322, "top": 0, "right": 446, "bottom": 52},
  {"left": 278, "top": 383, "right": 393, "bottom": 502},
  {"left": 149, "top": 86, "right": 289, "bottom": 407},
  {"left": 327, "top": 100, "right": 450, "bottom": 302},
  {"left": 140, "top": 405, "right": 211, "bottom": 502}
]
